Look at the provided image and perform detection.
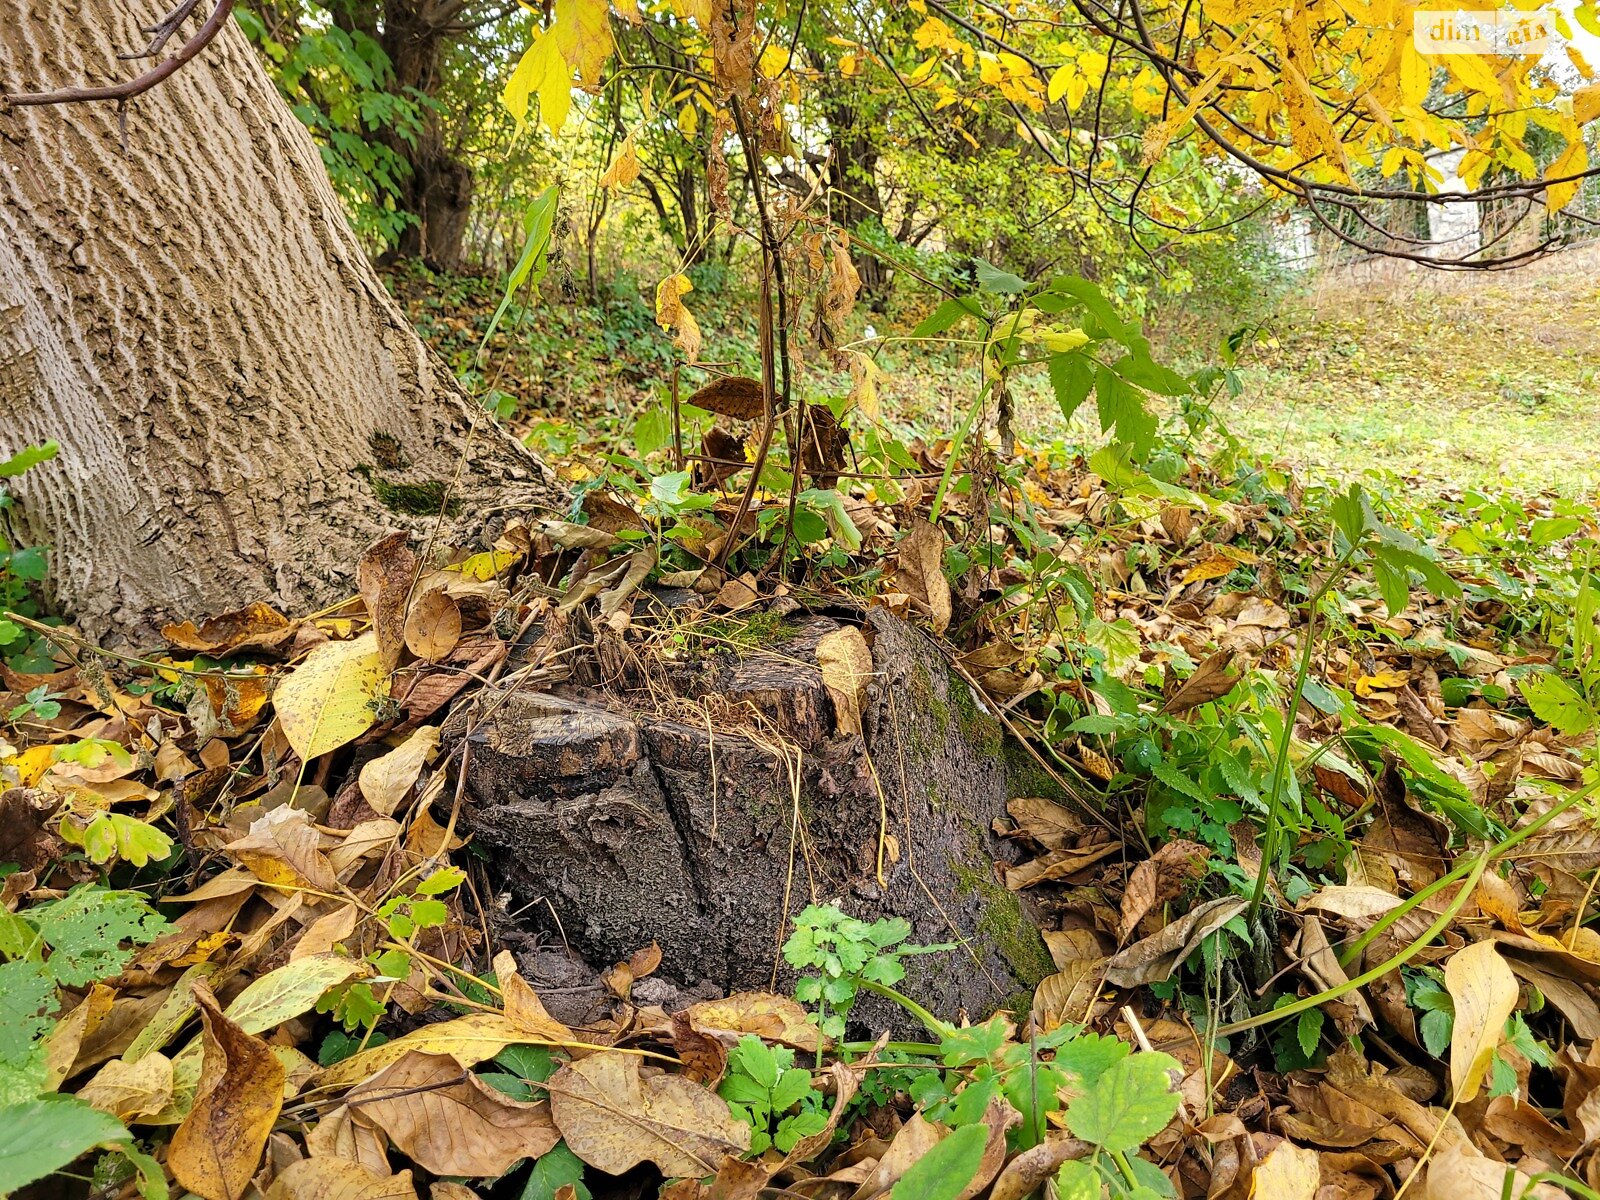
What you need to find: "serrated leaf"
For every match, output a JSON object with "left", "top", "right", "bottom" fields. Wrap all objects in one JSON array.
[
  {"left": 272, "top": 632, "right": 388, "bottom": 761},
  {"left": 1064, "top": 1051, "right": 1181, "bottom": 1153},
  {"left": 0, "top": 1095, "right": 135, "bottom": 1195},
  {"left": 0, "top": 442, "right": 59, "bottom": 478},
  {"left": 1519, "top": 671, "right": 1596, "bottom": 735}
]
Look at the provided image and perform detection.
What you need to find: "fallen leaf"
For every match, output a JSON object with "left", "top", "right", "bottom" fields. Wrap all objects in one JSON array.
[
  {"left": 404, "top": 590, "right": 462, "bottom": 662},
  {"left": 1445, "top": 939, "right": 1519, "bottom": 1102},
  {"left": 895, "top": 518, "right": 952, "bottom": 635},
  {"left": 548, "top": 1049, "right": 750, "bottom": 1177},
  {"left": 77, "top": 1052, "right": 177, "bottom": 1121},
  {"left": 988, "top": 1133, "right": 1092, "bottom": 1200},
  {"left": 816, "top": 626, "right": 875, "bottom": 736},
  {"left": 1250, "top": 1141, "right": 1319, "bottom": 1198},
  {"left": 273, "top": 633, "right": 388, "bottom": 761},
  {"left": 1160, "top": 649, "right": 1239, "bottom": 715},
  {"left": 264, "top": 1158, "right": 417, "bottom": 1200},
  {"left": 359, "top": 532, "right": 418, "bottom": 673},
  {"left": 491, "top": 951, "right": 576, "bottom": 1042},
  {"left": 1102, "top": 897, "right": 1249, "bottom": 987},
  {"left": 1118, "top": 839, "right": 1208, "bottom": 939},
  {"left": 349, "top": 1050, "right": 560, "bottom": 1177},
  {"left": 359, "top": 726, "right": 440, "bottom": 815},
  {"left": 162, "top": 602, "right": 297, "bottom": 656},
  {"left": 169, "top": 985, "right": 287, "bottom": 1200},
  {"left": 317, "top": 1013, "right": 529, "bottom": 1090}
]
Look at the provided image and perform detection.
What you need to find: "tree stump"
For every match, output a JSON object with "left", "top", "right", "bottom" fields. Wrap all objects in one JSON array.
[{"left": 454, "top": 606, "right": 1058, "bottom": 1027}]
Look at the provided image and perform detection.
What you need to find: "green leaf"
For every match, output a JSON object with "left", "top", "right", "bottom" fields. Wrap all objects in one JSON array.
[
  {"left": 888, "top": 1123, "right": 988, "bottom": 1200},
  {"left": 1049, "top": 352, "right": 1095, "bottom": 422},
  {"left": 0, "top": 442, "right": 59, "bottom": 479},
  {"left": 520, "top": 1141, "right": 590, "bottom": 1200},
  {"left": 731, "top": 1035, "right": 779, "bottom": 1089},
  {"left": 0, "top": 962, "right": 56, "bottom": 1066},
  {"left": 0, "top": 1096, "right": 134, "bottom": 1195},
  {"left": 974, "top": 259, "right": 1027, "bottom": 294},
  {"left": 29, "top": 887, "right": 169, "bottom": 988},
  {"left": 1519, "top": 671, "right": 1597, "bottom": 735},
  {"left": 912, "top": 297, "right": 979, "bottom": 339},
  {"left": 1065, "top": 1051, "right": 1182, "bottom": 1153},
  {"left": 1296, "top": 1007, "right": 1324, "bottom": 1059},
  {"left": 1330, "top": 483, "right": 1370, "bottom": 551},
  {"left": 483, "top": 186, "right": 558, "bottom": 350},
  {"left": 1095, "top": 365, "right": 1157, "bottom": 458},
  {"left": 1420, "top": 1008, "right": 1453, "bottom": 1058},
  {"left": 1054, "top": 1160, "right": 1102, "bottom": 1200},
  {"left": 1045, "top": 276, "right": 1130, "bottom": 341}
]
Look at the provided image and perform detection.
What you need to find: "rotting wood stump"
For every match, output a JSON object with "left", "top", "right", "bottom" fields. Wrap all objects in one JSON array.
[{"left": 450, "top": 605, "right": 1058, "bottom": 1028}]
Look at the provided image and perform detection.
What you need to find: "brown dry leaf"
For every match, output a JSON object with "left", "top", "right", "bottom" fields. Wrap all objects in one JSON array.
[
  {"left": 779, "top": 1060, "right": 859, "bottom": 1168},
  {"left": 349, "top": 1050, "right": 560, "bottom": 1177},
  {"left": 705, "top": 1156, "right": 765, "bottom": 1200},
  {"left": 163, "top": 601, "right": 298, "bottom": 656},
  {"left": 491, "top": 951, "right": 576, "bottom": 1042},
  {"left": 358, "top": 726, "right": 440, "bottom": 816},
  {"left": 170, "top": 985, "right": 287, "bottom": 1200},
  {"left": 816, "top": 626, "right": 874, "bottom": 737},
  {"left": 598, "top": 132, "right": 642, "bottom": 189},
  {"left": 77, "top": 1051, "right": 177, "bottom": 1121},
  {"left": 686, "top": 376, "right": 765, "bottom": 421},
  {"left": 1118, "top": 839, "right": 1208, "bottom": 939},
  {"left": 1250, "top": 1141, "right": 1320, "bottom": 1198},
  {"left": 957, "top": 1095, "right": 1022, "bottom": 1200},
  {"left": 404, "top": 589, "right": 461, "bottom": 662},
  {"left": 1006, "top": 797, "right": 1084, "bottom": 851},
  {"left": 264, "top": 1158, "right": 417, "bottom": 1200},
  {"left": 1419, "top": 1143, "right": 1561, "bottom": 1200},
  {"left": 1003, "top": 842, "right": 1120, "bottom": 890},
  {"left": 1102, "top": 897, "right": 1248, "bottom": 987},
  {"left": 712, "top": 575, "right": 759, "bottom": 612},
  {"left": 671, "top": 1012, "right": 729, "bottom": 1087},
  {"left": 895, "top": 518, "right": 952, "bottom": 635},
  {"left": 359, "top": 532, "right": 418, "bottom": 673},
  {"left": 1445, "top": 939, "right": 1519, "bottom": 1102},
  {"left": 547, "top": 1049, "right": 750, "bottom": 1177},
  {"left": 988, "top": 1133, "right": 1091, "bottom": 1200},
  {"left": 1160, "top": 649, "right": 1239, "bottom": 715},
  {"left": 847, "top": 1113, "right": 943, "bottom": 1200}
]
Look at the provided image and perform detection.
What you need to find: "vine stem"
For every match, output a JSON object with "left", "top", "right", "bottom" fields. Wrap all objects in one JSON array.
[
  {"left": 1218, "top": 855, "right": 1488, "bottom": 1037},
  {"left": 1246, "top": 549, "right": 1358, "bottom": 926}
]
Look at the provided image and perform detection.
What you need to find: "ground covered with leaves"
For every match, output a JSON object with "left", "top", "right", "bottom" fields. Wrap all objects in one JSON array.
[{"left": 4, "top": 269, "right": 1600, "bottom": 1200}]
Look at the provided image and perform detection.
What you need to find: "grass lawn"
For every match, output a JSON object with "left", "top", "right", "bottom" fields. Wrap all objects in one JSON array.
[{"left": 1215, "top": 244, "right": 1600, "bottom": 495}]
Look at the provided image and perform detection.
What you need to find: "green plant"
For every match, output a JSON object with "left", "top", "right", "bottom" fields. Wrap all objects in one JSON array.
[
  {"left": 0, "top": 442, "right": 58, "bottom": 672},
  {"left": 782, "top": 905, "right": 953, "bottom": 1041},
  {"left": 718, "top": 1035, "right": 829, "bottom": 1154}
]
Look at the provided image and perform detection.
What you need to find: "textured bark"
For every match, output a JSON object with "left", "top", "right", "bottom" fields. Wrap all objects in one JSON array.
[
  {"left": 456, "top": 608, "right": 1057, "bottom": 1028},
  {"left": 0, "top": 1, "right": 558, "bottom": 644}
]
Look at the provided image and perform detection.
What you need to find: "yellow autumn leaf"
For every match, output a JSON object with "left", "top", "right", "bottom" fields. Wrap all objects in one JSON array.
[
  {"left": 1545, "top": 137, "right": 1588, "bottom": 212},
  {"left": 272, "top": 632, "right": 387, "bottom": 761},
  {"left": 554, "top": 0, "right": 612, "bottom": 87},
  {"left": 1444, "top": 939, "right": 1519, "bottom": 1102},
  {"left": 655, "top": 273, "right": 703, "bottom": 360},
  {"left": 600, "top": 132, "right": 642, "bottom": 189},
  {"left": 502, "top": 30, "right": 571, "bottom": 135}
]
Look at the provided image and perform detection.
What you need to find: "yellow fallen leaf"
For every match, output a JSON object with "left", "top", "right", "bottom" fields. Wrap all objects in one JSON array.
[
  {"left": 272, "top": 632, "right": 387, "bottom": 761},
  {"left": 264, "top": 1159, "right": 417, "bottom": 1200},
  {"left": 816, "top": 626, "right": 875, "bottom": 736},
  {"left": 359, "top": 726, "right": 441, "bottom": 816},
  {"left": 1444, "top": 939, "right": 1519, "bottom": 1102},
  {"left": 1251, "top": 1141, "right": 1319, "bottom": 1198}
]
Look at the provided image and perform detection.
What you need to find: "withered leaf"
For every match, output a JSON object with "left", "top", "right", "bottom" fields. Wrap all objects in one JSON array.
[
  {"left": 359, "top": 531, "right": 419, "bottom": 674},
  {"left": 1160, "top": 649, "right": 1238, "bottom": 714},
  {"left": 816, "top": 626, "right": 875, "bottom": 737},
  {"left": 264, "top": 1158, "right": 417, "bottom": 1200},
  {"left": 162, "top": 601, "right": 298, "bottom": 657},
  {"left": 687, "top": 375, "right": 764, "bottom": 421},
  {"left": 1102, "top": 897, "right": 1248, "bottom": 987},
  {"left": 169, "top": 985, "right": 287, "bottom": 1200},
  {"left": 349, "top": 1050, "right": 560, "bottom": 1177},
  {"left": 548, "top": 1050, "right": 750, "bottom": 1178}
]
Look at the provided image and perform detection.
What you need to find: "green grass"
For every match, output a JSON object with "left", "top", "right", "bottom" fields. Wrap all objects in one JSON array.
[{"left": 1213, "top": 250, "right": 1600, "bottom": 495}]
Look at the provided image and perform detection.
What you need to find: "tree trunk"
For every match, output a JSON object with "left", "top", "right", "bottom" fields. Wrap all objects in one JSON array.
[
  {"left": 0, "top": 1, "right": 559, "bottom": 645},
  {"left": 376, "top": 3, "right": 474, "bottom": 271}
]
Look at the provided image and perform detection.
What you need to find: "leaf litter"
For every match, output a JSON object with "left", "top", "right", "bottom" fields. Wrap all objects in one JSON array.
[{"left": 2, "top": 436, "right": 1600, "bottom": 1200}]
